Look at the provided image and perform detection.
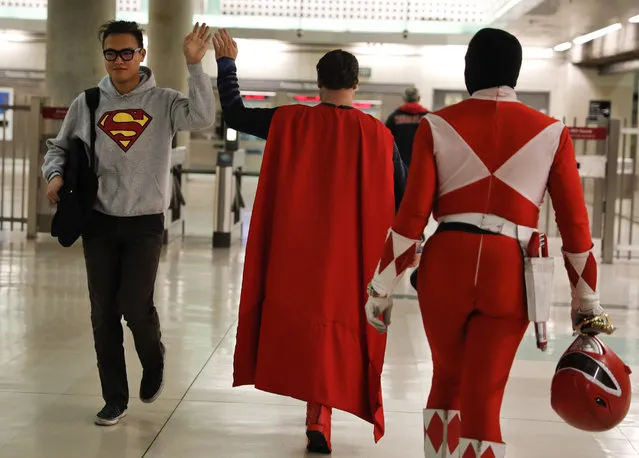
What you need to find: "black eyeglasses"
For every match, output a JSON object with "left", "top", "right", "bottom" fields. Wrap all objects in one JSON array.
[{"left": 103, "top": 48, "right": 142, "bottom": 62}]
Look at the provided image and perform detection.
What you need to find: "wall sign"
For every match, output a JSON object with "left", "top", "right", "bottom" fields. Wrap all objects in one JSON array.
[
  {"left": 41, "top": 107, "right": 69, "bottom": 120},
  {"left": 0, "top": 87, "right": 14, "bottom": 142},
  {"left": 359, "top": 67, "right": 372, "bottom": 78},
  {"left": 568, "top": 127, "right": 608, "bottom": 140},
  {"left": 588, "top": 100, "right": 611, "bottom": 121}
]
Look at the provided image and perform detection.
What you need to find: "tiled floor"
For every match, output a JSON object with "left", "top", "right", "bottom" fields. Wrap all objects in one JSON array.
[{"left": 1, "top": 175, "right": 639, "bottom": 457}]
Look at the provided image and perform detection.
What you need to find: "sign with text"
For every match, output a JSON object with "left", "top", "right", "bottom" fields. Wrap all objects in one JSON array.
[
  {"left": 568, "top": 127, "right": 608, "bottom": 140},
  {"left": 41, "top": 107, "right": 69, "bottom": 120},
  {"left": 0, "top": 87, "right": 14, "bottom": 142}
]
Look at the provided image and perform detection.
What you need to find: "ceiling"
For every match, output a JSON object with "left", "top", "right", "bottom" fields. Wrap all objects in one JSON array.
[
  {"left": 0, "top": 0, "right": 638, "bottom": 48},
  {"left": 505, "top": 0, "right": 639, "bottom": 46}
]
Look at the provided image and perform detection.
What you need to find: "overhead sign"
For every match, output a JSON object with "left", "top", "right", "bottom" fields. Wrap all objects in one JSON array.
[
  {"left": 293, "top": 95, "right": 320, "bottom": 102},
  {"left": 0, "top": 87, "right": 14, "bottom": 142},
  {"left": 568, "top": 127, "right": 608, "bottom": 140}
]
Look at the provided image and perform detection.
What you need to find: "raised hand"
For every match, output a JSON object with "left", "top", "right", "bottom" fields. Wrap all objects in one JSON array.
[
  {"left": 183, "top": 23, "right": 212, "bottom": 65},
  {"left": 212, "top": 29, "right": 238, "bottom": 61}
]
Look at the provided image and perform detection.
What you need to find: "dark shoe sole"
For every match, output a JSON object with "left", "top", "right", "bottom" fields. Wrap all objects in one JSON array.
[
  {"left": 140, "top": 376, "right": 164, "bottom": 404},
  {"left": 306, "top": 430, "right": 331, "bottom": 454},
  {"left": 141, "top": 346, "right": 165, "bottom": 404},
  {"left": 94, "top": 410, "right": 127, "bottom": 426}
]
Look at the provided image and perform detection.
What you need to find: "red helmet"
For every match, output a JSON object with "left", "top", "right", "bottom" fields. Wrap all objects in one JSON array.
[{"left": 551, "top": 335, "right": 632, "bottom": 432}]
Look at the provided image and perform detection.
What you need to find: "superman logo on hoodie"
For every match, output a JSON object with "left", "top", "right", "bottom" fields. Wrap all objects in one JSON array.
[{"left": 98, "top": 109, "right": 153, "bottom": 152}]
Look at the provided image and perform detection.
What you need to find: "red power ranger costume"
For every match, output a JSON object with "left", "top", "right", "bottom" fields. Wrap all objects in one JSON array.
[{"left": 365, "top": 28, "right": 612, "bottom": 458}]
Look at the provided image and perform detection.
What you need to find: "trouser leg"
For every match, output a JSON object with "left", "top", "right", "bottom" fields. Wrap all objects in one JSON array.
[
  {"left": 83, "top": 217, "right": 127, "bottom": 407},
  {"left": 117, "top": 214, "right": 165, "bottom": 372},
  {"left": 459, "top": 314, "right": 527, "bottom": 443}
]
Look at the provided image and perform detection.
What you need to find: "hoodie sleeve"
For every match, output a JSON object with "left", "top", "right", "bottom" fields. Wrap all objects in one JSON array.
[
  {"left": 41, "top": 94, "right": 83, "bottom": 182},
  {"left": 169, "top": 63, "right": 216, "bottom": 132}
]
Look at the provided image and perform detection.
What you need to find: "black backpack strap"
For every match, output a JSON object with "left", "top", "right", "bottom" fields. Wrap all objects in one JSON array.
[{"left": 84, "top": 87, "right": 100, "bottom": 167}]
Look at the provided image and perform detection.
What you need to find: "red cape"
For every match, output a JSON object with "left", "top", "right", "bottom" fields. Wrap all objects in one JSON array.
[{"left": 232, "top": 104, "right": 396, "bottom": 442}]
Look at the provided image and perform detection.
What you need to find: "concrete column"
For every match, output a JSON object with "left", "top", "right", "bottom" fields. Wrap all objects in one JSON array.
[
  {"left": 148, "top": 0, "right": 195, "bottom": 147},
  {"left": 45, "top": 0, "right": 116, "bottom": 106}
]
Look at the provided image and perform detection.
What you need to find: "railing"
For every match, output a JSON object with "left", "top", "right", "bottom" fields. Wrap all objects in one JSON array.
[
  {"left": 613, "top": 122, "right": 639, "bottom": 259},
  {"left": 0, "top": 101, "right": 33, "bottom": 232}
]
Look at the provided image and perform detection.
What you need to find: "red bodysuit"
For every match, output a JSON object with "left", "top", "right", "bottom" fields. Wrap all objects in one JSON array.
[{"left": 368, "top": 86, "right": 599, "bottom": 457}]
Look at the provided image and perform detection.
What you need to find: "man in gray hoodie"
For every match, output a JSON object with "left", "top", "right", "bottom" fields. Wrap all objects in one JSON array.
[{"left": 42, "top": 20, "right": 215, "bottom": 426}]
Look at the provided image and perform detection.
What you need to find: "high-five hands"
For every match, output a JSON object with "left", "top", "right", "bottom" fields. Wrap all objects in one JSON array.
[
  {"left": 212, "top": 29, "right": 239, "bottom": 61},
  {"left": 183, "top": 23, "right": 213, "bottom": 65}
]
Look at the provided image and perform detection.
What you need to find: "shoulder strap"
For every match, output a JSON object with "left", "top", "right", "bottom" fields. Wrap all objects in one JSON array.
[{"left": 84, "top": 87, "right": 100, "bottom": 167}]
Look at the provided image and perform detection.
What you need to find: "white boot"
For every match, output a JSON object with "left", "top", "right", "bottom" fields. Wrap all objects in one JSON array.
[
  {"left": 458, "top": 438, "right": 506, "bottom": 458},
  {"left": 424, "top": 409, "right": 462, "bottom": 457}
]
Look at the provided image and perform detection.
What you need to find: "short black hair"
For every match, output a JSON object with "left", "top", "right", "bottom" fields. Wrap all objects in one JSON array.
[
  {"left": 316, "top": 50, "right": 359, "bottom": 90},
  {"left": 99, "top": 20, "right": 145, "bottom": 49}
]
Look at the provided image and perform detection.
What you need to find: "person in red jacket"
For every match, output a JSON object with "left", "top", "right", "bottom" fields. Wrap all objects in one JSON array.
[
  {"left": 364, "top": 28, "right": 614, "bottom": 458},
  {"left": 385, "top": 87, "right": 429, "bottom": 167},
  {"left": 212, "top": 30, "right": 408, "bottom": 454}
]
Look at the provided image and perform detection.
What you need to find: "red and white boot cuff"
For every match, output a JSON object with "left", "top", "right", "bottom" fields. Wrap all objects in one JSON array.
[
  {"left": 459, "top": 438, "right": 505, "bottom": 458},
  {"left": 424, "top": 409, "right": 462, "bottom": 458}
]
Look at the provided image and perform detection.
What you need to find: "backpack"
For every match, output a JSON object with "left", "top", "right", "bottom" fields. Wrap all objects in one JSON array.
[{"left": 51, "top": 87, "right": 100, "bottom": 247}]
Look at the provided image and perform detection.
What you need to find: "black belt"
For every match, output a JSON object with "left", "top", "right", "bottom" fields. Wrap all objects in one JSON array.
[{"left": 435, "top": 222, "right": 499, "bottom": 236}]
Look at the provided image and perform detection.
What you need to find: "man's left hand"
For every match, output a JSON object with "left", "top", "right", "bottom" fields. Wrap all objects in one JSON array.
[
  {"left": 183, "top": 23, "right": 212, "bottom": 65},
  {"left": 365, "top": 295, "right": 393, "bottom": 334}
]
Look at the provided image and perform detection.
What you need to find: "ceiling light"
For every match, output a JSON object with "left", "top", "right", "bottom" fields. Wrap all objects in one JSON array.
[
  {"left": 553, "top": 42, "right": 572, "bottom": 52},
  {"left": 573, "top": 23, "right": 622, "bottom": 45},
  {"left": 0, "top": 30, "right": 31, "bottom": 43},
  {"left": 523, "top": 47, "right": 555, "bottom": 59},
  {"left": 234, "top": 38, "right": 289, "bottom": 53},
  {"left": 419, "top": 45, "right": 554, "bottom": 59},
  {"left": 630, "top": 15, "right": 639, "bottom": 23},
  {"left": 352, "top": 43, "right": 416, "bottom": 57}
]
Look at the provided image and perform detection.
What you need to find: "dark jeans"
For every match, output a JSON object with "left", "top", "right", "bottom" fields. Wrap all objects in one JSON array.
[{"left": 82, "top": 210, "right": 165, "bottom": 408}]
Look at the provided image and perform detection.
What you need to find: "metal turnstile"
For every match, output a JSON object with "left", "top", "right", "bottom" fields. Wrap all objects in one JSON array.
[
  {"left": 212, "top": 128, "right": 245, "bottom": 247},
  {"left": 163, "top": 146, "right": 187, "bottom": 244}
]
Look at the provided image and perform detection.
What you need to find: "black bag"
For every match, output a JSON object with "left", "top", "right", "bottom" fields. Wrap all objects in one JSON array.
[{"left": 51, "top": 87, "right": 100, "bottom": 247}]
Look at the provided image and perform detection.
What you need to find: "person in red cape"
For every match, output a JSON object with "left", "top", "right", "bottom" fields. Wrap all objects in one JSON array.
[{"left": 212, "top": 30, "right": 408, "bottom": 453}]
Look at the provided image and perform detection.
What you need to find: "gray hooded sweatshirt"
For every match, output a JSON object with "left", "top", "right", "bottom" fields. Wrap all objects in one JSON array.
[{"left": 42, "top": 63, "right": 214, "bottom": 217}]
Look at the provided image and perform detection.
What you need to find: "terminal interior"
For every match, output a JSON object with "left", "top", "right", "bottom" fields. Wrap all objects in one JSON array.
[{"left": 1, "top": 0, "right": 639, "bottom": 456}]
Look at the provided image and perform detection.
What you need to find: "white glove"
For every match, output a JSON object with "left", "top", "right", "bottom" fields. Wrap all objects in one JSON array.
[
  {"left": 571, "top": 304, "right": 604, "bottom": 328},
  {"left": 365, "top": 294, "right": 393, "bottom": 334},
  {"left": 562, "top": 248, "right": 614, "bottom": 335}
]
